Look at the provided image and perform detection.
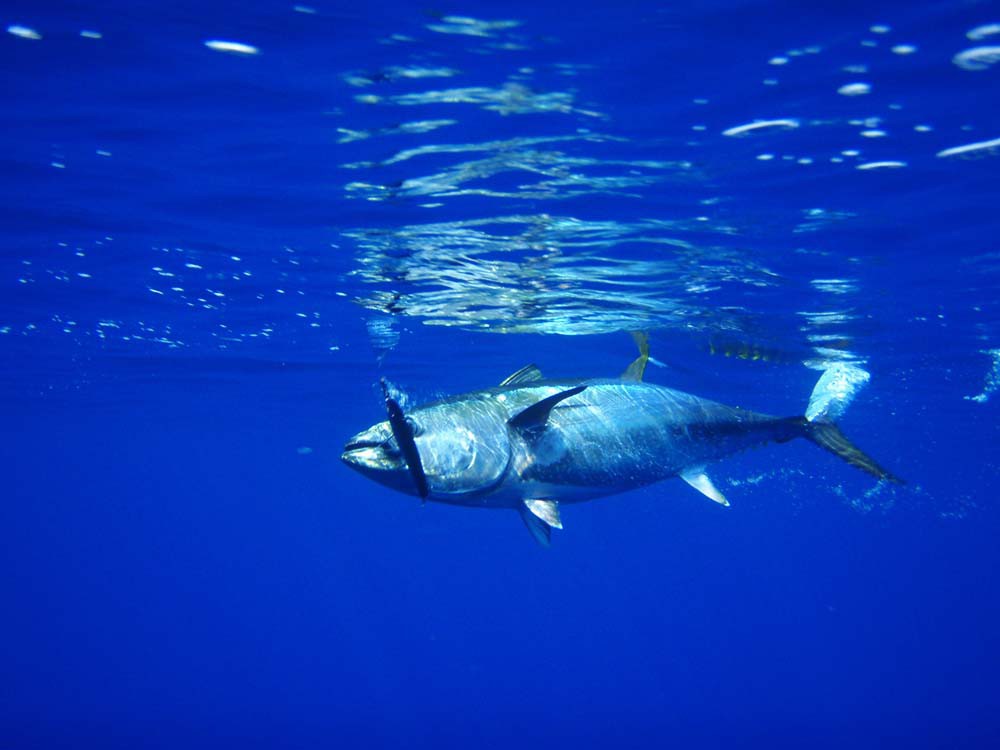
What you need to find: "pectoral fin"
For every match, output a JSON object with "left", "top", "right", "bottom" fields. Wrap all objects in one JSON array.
[
  {"left": 680, "top": 469, "right": 730, "bottom": 507},
  {"left": 524, "top": 499, "right": 563, "bottom": 529},
  {"left": 508, "top": 385, "right": 586, "bottom": 441}
]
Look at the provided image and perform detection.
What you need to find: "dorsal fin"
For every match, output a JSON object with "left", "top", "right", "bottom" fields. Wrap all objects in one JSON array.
[
  {"left": 508, "top": 385, "right": 586, "bottom": 440},
  {"left": 622, "top": 331, "right": 650, "bottom": 382},
  {"left": 499, "top": 364, "right": 545, "bottom": 387}
]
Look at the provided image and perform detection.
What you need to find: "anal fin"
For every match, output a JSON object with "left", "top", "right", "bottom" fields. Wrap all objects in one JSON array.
[{"left": 680, "top": 469, "right": 730, "bottom": 507}]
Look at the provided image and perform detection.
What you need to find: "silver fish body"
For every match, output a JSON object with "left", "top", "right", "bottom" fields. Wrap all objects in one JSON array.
[
  {"left": 342, "top": 353, "right": 897, "bottom": 544},
  {"left": 346, "top": 379, "right": 795, "bottom": 508}
]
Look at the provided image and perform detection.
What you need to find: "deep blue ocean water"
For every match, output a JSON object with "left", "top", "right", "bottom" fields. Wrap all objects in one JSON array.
[{"left": 2, "top": 1, "right": 999, "bottom": 747}]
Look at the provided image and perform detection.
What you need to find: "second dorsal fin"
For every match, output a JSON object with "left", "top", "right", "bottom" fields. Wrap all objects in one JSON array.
[
  {"left": 499, "top": 364, "right": 545, "bottom": 387},
  {"left": 622, "top": 331, "right": 649, "bottom": 382}
]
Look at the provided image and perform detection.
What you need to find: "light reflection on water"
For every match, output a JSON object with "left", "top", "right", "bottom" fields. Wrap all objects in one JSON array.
[
  {"left": 4, "top": 9, "right": 996, "bottom": 383},
  {"left": 346, "top": 214, "right": 783, "bottom": 336},
  {"left": 336, "top": 15, "right": 879, "bottom": 366}
]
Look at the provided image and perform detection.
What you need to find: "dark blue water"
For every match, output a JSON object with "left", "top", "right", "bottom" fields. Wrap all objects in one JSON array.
[{"left": 2, "top": 1, "right": 999, "bottom": 747}]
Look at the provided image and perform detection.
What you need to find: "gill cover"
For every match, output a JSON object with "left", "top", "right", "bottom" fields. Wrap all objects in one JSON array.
[{"left": 413, "top": 395, "right": 513, "bottom": 498}]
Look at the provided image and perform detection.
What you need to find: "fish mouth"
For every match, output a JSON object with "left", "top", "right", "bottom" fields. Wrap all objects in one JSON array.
[
  {"left": 342, "top": 420, "right": 423, "bottom": 496},
  {"left": 342, "top": 438, "right": 383, "bottom": 452},
  {"left": 341, "top": 436, "right": 418, "bottom": 496},
  {"left": 341, "top": 442, "right": 400, "bottom": 469},
  {"left": 341, "top": 425, "right": 403, "bottom": 473}
]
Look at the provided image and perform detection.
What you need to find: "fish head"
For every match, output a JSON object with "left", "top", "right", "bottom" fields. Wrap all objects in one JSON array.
[{"left": 342, "top": 397, "right": 512, "bottom": 499}]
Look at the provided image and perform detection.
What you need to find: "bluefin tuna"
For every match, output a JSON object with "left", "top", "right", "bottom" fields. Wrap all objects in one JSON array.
[{"left": 342, "top": 335, "right": 900, "bottom": 545}]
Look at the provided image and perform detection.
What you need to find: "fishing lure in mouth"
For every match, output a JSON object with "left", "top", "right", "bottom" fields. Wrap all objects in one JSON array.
[{"left": 380, "top": 377, "right": 429, "bottom": 500}]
